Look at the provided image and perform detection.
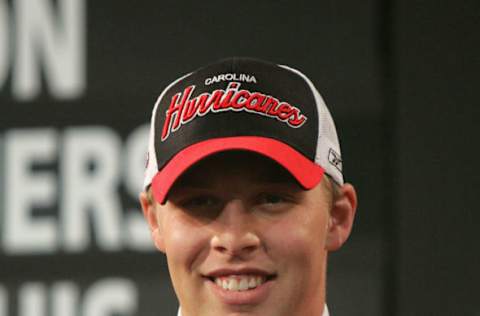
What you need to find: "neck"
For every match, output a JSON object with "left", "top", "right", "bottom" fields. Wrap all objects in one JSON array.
[{"left": 178, "top": 304, "right": 330, "bottom": 316}]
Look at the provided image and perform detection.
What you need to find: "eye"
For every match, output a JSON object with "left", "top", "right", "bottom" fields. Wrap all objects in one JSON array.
[
  {"left": 182, "top": 195, "right": 221, "bottom": 209},
  {"left": 257, "top": 193, "right": 286, "bottom": 205},
  {"left": 253, "top": 190, "right": 299, "bottom": 215}
]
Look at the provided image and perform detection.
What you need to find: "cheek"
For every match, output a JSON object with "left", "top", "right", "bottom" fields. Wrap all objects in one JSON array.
[
  {"left": 163, "top": 215, "right": 211, "bottom": 272},
  {"left": 263, "top": 209, "right": 329, "bottom": 268}
]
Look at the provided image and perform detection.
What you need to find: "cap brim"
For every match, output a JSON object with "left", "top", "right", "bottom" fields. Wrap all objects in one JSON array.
[{"left": 151, "top": 136, "right": 324, "bottom": 203}]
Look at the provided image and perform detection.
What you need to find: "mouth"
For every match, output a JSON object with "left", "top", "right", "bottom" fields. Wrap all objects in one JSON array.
[
  {"left": 202, "top": 269, "right": 277, "bottom": 305},
  {"left": 206, "top": 274, "right": 276, "bottom": 292}
]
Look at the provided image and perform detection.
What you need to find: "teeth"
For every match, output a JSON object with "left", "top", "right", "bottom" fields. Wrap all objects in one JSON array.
[
  {"left": 248, "top": 277, "right": 256, "bottom": 288},
  {"left": 213, "top": 275, "right": 267, "bottom": 291},
  {"left": 238, "top": 278, "right": 249, "bottom": 291},
  {"left": 228, "top": 278, "right": 238, "bottom": 291}
]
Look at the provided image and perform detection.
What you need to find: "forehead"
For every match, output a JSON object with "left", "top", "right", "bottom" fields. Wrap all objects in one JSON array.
[{"left": 171, "top": 151, "right": 299, "bottom": 189}]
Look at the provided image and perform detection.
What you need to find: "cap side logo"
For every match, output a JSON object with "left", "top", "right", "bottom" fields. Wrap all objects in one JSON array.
[
  {"left": 328, "top": 148, "right": 342, "bottom": 172},
  {"left": 161, "top": 82, "right": 307, "bottom": 141},
  {"left": 145, "top": 152, "right": 149, "bottom": 169}
]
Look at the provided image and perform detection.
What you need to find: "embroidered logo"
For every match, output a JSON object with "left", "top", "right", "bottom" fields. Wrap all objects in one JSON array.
[
  {"left": 205, "top": 73, "right": 257, "bottom": 85},
  {"left": 328, "top": 148, "right": 342, "bottom": 172},
  {"left": 161, "top": 82, "right": 307, "bottom": 141}
]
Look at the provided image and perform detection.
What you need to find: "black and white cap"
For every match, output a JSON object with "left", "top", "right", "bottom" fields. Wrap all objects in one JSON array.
[{"left": 144, "top": 57, "right": 343, "bottom": 203}]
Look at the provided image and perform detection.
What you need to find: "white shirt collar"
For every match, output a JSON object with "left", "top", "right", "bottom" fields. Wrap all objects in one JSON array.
[{"left": 177, "top": 304, "right": 330, "bottom": 316}]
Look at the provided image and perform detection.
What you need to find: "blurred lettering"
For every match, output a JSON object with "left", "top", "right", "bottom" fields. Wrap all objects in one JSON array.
[
  {"left": 123, "top": 124, "right": 153, "bottom": 250},
  {"left": 3, "top": 129, "right": 58, "bottom": 254},
  {"left": 4, "top": 278, "right": 137, "bottom": 316},
  {"left": 82, "top": 278, "right": 138, "bottom": 316},
  {"left": 52, "top": 282, "right": 79, "bottom": 316},
  {"left": 0, "top": 0, "right": 9, "bottom": 87},
  {"left": 19, "top": 283, "right": 46, "bottom": 316},
  {"left": 61, "top": 127, "right": 122, "bottom": 252},
  {"left": 0, "top": 0, "right": 86, "bottom": 100},
  {"left": 0, "top": 285, "right": 7, "bottom": 316},
  {"left": 0, "top": 126, "right": 153, "bottom": 255}
]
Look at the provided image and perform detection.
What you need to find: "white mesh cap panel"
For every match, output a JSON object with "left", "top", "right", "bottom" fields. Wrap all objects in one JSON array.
[
  {"left": 143, "top": 96, "right": 161, "bottom": 190},
  {"left": 279, "top": 65, "right": 344, "bottom": 185},
  {"left": 143, "top": 73, "right": 192, "bottom": 190}
]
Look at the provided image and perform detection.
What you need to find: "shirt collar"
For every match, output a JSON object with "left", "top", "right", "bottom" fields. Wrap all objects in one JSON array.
[{"left": 177, "top": 305, "right": 330, "bottom": 316}]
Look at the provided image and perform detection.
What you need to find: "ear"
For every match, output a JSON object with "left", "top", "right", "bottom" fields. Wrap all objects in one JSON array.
[
  {"left": 325, "top": 183, "right": 357, "bottom": 251},
  {"left": 139, "top": 191, "right": 166, "bottom": 253}
]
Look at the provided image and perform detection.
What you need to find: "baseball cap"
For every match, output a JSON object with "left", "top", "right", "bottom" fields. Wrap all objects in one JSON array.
[{"left": 144, "top": 57, "right": 343, "bottom": 203}]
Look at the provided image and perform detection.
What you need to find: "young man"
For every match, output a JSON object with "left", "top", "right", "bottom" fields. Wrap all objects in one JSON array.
[{"left": 140, "top": 57, "right": 357, "bottom": 316}]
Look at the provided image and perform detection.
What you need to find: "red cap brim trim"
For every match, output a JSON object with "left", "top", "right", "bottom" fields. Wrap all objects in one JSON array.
[{"left": 151, "top": 136, "right": 324, "bottom": 203}]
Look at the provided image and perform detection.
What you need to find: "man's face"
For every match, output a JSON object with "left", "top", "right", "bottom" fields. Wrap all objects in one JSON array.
[{"left": 145, "top": 152, "right": 340, "bottom": 316}]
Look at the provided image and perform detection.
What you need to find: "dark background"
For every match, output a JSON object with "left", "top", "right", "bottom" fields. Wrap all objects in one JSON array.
[{"left": 0, "top": 0, "right": 479, "bottom": 315}]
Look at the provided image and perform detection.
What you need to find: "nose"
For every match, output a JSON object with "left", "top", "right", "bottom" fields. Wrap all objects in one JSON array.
[{"left": 210, "top": 199, "right": 261, "bottom": 258}]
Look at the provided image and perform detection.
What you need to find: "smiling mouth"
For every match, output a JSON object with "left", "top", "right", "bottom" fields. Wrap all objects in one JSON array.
[{"left": 206, "top": 274, "right": 276, "bottom": 292}]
